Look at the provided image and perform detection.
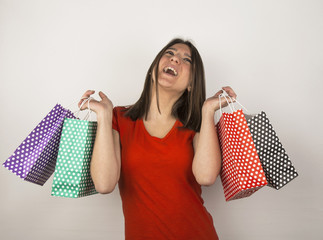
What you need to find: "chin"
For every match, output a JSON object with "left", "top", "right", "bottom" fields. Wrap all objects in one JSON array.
[{"left": 158, "top": 78, "right": 175, "bottom": 88}]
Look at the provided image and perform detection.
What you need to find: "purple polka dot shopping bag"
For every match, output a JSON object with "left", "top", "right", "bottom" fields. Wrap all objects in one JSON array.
[{"left": 3, "top": 104, "right": 75, "bottom": 186}]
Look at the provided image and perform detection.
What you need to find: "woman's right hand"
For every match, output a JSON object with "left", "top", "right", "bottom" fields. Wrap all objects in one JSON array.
[
  {"left": 78, "top": 90, "right": 113, "bottom": 120},
  {"left": 79, "top": 90, "right": 120, "bottom": 194}
]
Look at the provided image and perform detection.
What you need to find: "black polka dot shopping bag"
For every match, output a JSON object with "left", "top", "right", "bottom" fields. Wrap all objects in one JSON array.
[
  {"left": 51, "top": 98, "right": 98, "bottom": 198},
  {"left": 3, "top": 104, "right": 76, "bottom": 185},
  {"left": 244, "top": 112, "right": 298, "bottom": 190}
]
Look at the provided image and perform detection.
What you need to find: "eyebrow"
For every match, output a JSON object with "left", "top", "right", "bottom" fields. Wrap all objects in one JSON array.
[{"left": 168, "top": 47, "right": 192, "bottom": 59}]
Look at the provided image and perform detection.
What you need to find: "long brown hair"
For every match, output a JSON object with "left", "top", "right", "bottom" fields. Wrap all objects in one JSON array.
[{"left": 125, "top": 38, "right": 206, "bottom": 132}]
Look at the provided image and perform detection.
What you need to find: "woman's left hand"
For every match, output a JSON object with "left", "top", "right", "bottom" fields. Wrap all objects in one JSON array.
[{"left": 203, "top": 86, "right": 237, "bottom": 114}]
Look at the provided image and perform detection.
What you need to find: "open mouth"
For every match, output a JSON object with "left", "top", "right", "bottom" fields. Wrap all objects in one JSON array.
[{"left": 163, "top": 67, "right": 178, "bottom": 76}]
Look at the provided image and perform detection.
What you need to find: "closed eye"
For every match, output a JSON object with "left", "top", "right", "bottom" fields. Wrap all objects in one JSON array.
[
  {"left": 183, "top": 58, "right": 192, "bottom": 63},
  {"left": 165, "top": 50, "right": 174, "bottom": 56},
  {"left": 165, "top": 49, "right": 192, "bottom": 63}
]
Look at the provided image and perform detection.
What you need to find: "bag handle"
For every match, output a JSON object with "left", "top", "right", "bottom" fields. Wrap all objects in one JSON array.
[
  {"left": 219, "top": 92, "right": 234, "bottom": 115},
  {"left": 75, "top": 97, "right": 94, "bottom": 121},
  {"left": 218, "top": 89, "right": 249, "bottom": 114}
]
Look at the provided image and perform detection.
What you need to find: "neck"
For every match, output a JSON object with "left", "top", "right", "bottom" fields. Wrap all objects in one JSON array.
[{"left": 147, "top": 84, "right": 182, "bottom": 121}]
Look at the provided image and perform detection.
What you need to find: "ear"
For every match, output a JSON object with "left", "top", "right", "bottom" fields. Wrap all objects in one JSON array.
[{"left": 187, "top": 86, "right": 191, "bottom": 92}]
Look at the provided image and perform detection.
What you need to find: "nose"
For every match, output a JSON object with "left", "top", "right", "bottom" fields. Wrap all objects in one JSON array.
[{"left": 170, "top": 54, "right": 181, "bottom": 64}]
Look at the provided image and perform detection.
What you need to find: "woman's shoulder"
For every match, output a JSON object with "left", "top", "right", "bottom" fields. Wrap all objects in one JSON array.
[
  {"left": 114, "top": 105, "right": 129, "bottom": 111},
  {"left": 112, "top": 106, "right": 134, "bottom": 132},
  {"left": 176, "top": 120, "right": 197, "bottom": 139},
  {"left": 113, "top": 106, "right": 130, "bottom": 116},
  {"left": 113, "top": 105, "right": 134, "bottom": 122}
]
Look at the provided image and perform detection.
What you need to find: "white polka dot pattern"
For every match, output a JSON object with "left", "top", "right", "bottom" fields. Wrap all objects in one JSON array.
[
  {"left": 217, "top": 109, "right": 268, "bottom": 201},
  {"left": 2, "top": 104, "right": 75, "bottom": 185},
  {"left": 246, "top": 111, "right": 298, "bottom": 190},
  {"left": 51, "top": 118, "right": 98, "bottom": 198}
]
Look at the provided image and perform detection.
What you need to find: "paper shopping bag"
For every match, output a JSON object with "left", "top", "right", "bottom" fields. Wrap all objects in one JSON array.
[
  {"left": 51, "top": 118, "right": 98, "bottom": 198},
  {"left": 3, "top": 104, "right": 75, "bottom": 185},
  {"left": 245, "top": 112, "right": 298, "bottom": 189},
  {"left": 217, "top": 109, "right": 268, "bottom": 201}
]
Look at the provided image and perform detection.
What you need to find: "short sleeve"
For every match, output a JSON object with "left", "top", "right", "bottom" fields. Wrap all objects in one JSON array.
[{"left": 112, "top": 107, "right": 120, "bottom": 132}]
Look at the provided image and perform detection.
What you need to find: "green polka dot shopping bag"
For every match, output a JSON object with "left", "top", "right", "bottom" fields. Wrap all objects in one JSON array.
[{"left": 51, "top": 100, "right": 98, "bottom": 198}]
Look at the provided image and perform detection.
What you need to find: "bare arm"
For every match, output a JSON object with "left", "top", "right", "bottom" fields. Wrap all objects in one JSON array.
[
  {"left": 192, "top": 86, "right": 237, "bottom": 186},
  {"left": 192, "top": 107, "right": 221, "bottom": 186},
  {"left": 91, "top": 117, "right": 121, "bottom": 193},
  {"left": 79, "top": 90, "right": 121, "bottom": 194}
]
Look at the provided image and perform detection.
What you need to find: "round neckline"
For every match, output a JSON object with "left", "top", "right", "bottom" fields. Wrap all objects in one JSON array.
[{"left": 140, "top": 118, "right": 178, "bottom": 141}]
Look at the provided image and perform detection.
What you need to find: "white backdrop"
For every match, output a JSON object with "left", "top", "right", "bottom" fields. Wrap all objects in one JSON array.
[{"left": 1, "top": 0, "right": 322, "bottom": 239}]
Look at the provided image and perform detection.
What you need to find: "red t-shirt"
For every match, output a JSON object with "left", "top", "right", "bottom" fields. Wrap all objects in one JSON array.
[{"left": 112, "top": 106, "right": 219, "bottom": 240}]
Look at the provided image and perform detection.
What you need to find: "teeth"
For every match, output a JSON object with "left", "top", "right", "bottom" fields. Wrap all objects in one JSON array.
[{"left": 164, "top": 67, "right": 177, "bottom": 76}]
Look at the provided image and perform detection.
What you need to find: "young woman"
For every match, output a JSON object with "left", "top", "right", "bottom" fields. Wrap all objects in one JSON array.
[{"left": 79, "top": 38, "right": 237, "bottom": 240}]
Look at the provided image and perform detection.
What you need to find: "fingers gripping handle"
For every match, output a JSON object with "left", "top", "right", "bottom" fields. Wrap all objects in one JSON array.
[
  {"left": 218, "top": 89, "right": 249, "bottom": 115},
  {"left": 219, "top": 92, "right": 234, "bottom": 115},
  {"left": 76, "top": 97, "right": 94, "bottom": 121}
]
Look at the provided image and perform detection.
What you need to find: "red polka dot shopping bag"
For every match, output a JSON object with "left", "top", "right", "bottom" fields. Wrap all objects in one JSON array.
[
  {"left": 216, "top": 92, "right": 267, "bottom": 201},
  {"left": 51, "top": 98, "right": 98, "bottom": 198},
  {"left": 3, "top": 104, "right": 76, "bottom": 185}
]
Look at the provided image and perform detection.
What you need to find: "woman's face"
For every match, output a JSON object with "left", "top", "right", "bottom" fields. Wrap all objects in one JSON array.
[{"left": 157, "top": 43, "right": 192, "bottom": 94}]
